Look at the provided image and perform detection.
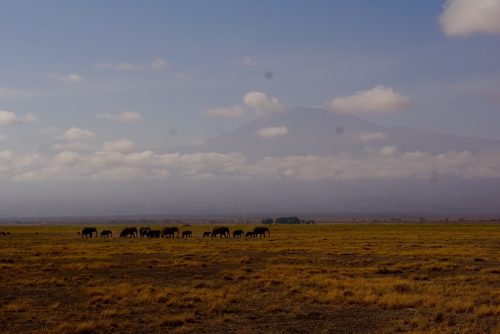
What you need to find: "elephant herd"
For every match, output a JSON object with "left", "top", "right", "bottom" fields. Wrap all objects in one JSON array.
[
  {"left": 80, "top": 226, "right": 270, "bottom": 239},
  {"left": 207, "top": 226, "right": 270, "bottom": 238}
]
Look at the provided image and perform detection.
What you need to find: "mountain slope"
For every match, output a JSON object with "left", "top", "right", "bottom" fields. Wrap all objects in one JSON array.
[{"left": 193, "top": 107, "right": 500, "bottom": 159}]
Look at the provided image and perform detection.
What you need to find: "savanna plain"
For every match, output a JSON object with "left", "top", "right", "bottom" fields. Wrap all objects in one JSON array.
[{"left": 0, "top": 223, "right": 499, "bottom": 334}]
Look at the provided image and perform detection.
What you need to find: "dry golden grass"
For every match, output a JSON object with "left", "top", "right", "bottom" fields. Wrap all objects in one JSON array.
[{"left": 0, "top": 223, "right": 498, "bottom": 333}]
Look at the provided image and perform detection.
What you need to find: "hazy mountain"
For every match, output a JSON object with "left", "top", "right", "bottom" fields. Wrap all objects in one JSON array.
[{"left": 193, "top": 108, "right": 500, "bottom": 159}]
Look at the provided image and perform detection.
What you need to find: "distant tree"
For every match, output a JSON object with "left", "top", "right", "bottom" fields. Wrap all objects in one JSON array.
[
  {"left": 262, "top": 218, "right": 274, "bottom": 225},
  {"left": 275, "top": 217, "right": 301, "bottom": 224}
]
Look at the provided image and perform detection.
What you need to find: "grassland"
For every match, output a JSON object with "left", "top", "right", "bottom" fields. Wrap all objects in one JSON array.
[{"left": 0, "top": 223, "right": 499, "bottom": 333}]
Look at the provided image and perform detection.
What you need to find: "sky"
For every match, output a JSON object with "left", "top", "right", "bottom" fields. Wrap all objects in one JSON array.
[{"left": 1, "top": 0, "right": 500, "bottom": 216}]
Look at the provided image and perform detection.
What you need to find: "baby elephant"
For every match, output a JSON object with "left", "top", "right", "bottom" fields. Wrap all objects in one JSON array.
[
  {"left": 202, "top": 231, "right": 211, "bottom": 238},
  {"left": 182, "top": 230, "right": 193, "bottom": 238},
  {"left": 233, "top": 230, "right": 244, "bottom": 238},
  {"left": 100, "top": 230, "right": 112, "bottom": 238}
]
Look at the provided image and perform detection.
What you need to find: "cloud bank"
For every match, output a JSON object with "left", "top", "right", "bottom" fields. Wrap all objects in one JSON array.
[{"left": 0, "top": 146, "right": 499, "bottom": 183}]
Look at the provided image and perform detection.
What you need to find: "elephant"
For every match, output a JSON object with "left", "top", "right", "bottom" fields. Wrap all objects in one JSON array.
[
  {"left": 81, "top": 227, "right": 98, "bottom": 238},
  {"left": 211, "top": 227, "right": 230, "bottom": 238},
  {"left": 245, "top": 231, "right": 254, "bottom": 238},
  {"left": 120, "top": 227, "right": 138, "bottom": 238},
  {"left": 100, "top": 230, "right": 112, "bottom": 238},
  {"left": 182, "top": 230, "right": 193, "bottom": 238},
  {"left": 162, "top": 227, "right": 179, "bottom": 238},
  {"left": 146, "top": 230, "right": 161, "bottom": 238},
  {"left": 253, "top": 227, "right": 270, "bottom": 238},
  {"left": 202, "top": 231, "right": 211, "bottom": 238},
  {"left": 233, "top": 230, "right": 244, "bottom": 238},
  {"left": 139, "top": 227, "right": 151, "bottom": 238}
]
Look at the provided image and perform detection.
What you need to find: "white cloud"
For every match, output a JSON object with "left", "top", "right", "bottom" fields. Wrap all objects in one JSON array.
[
  {"left": 244, "top": 91, "right": 285, "bottom": 115},
  {"left": 49, "top": 73, "right": 83, "bottom": 83},
  {"left": 59, "top": 127, "right": 95, "bottom": 141},
  {"left": 102, "top": 139, "right": 136, "bottom": 152},
  {"left": 204, "top": 105, "right": 245, "bottom": 118},
  {"left": 255, "top": 126, "right": 288, "bottom": 139},
  {"left": 328, "top": 85, "right": 411, "bottom": 114},
  {"left": 356, "top": 131, "right": 387, "bottom": 142},
  {"left": 0, "top": 111, "right": 37, "bottom": 126},
  {"left": 440, "top": 0, "right": 500, "bottom": 37},
  {"left": 95, "top": 58, "right": 168, "bottom": 71},
  {"left": 96, "top": 111, "right": 143, "bottom": 123}
]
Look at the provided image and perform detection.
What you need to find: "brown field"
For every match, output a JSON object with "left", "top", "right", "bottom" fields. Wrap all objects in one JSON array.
[{"left": 0, "top": 223, "right": 499, "bottom": 333}]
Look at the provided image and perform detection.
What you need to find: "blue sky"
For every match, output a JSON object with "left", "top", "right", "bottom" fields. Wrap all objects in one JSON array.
[{"left": 1, "top": 0, "right": 500, "bottom": 215}]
